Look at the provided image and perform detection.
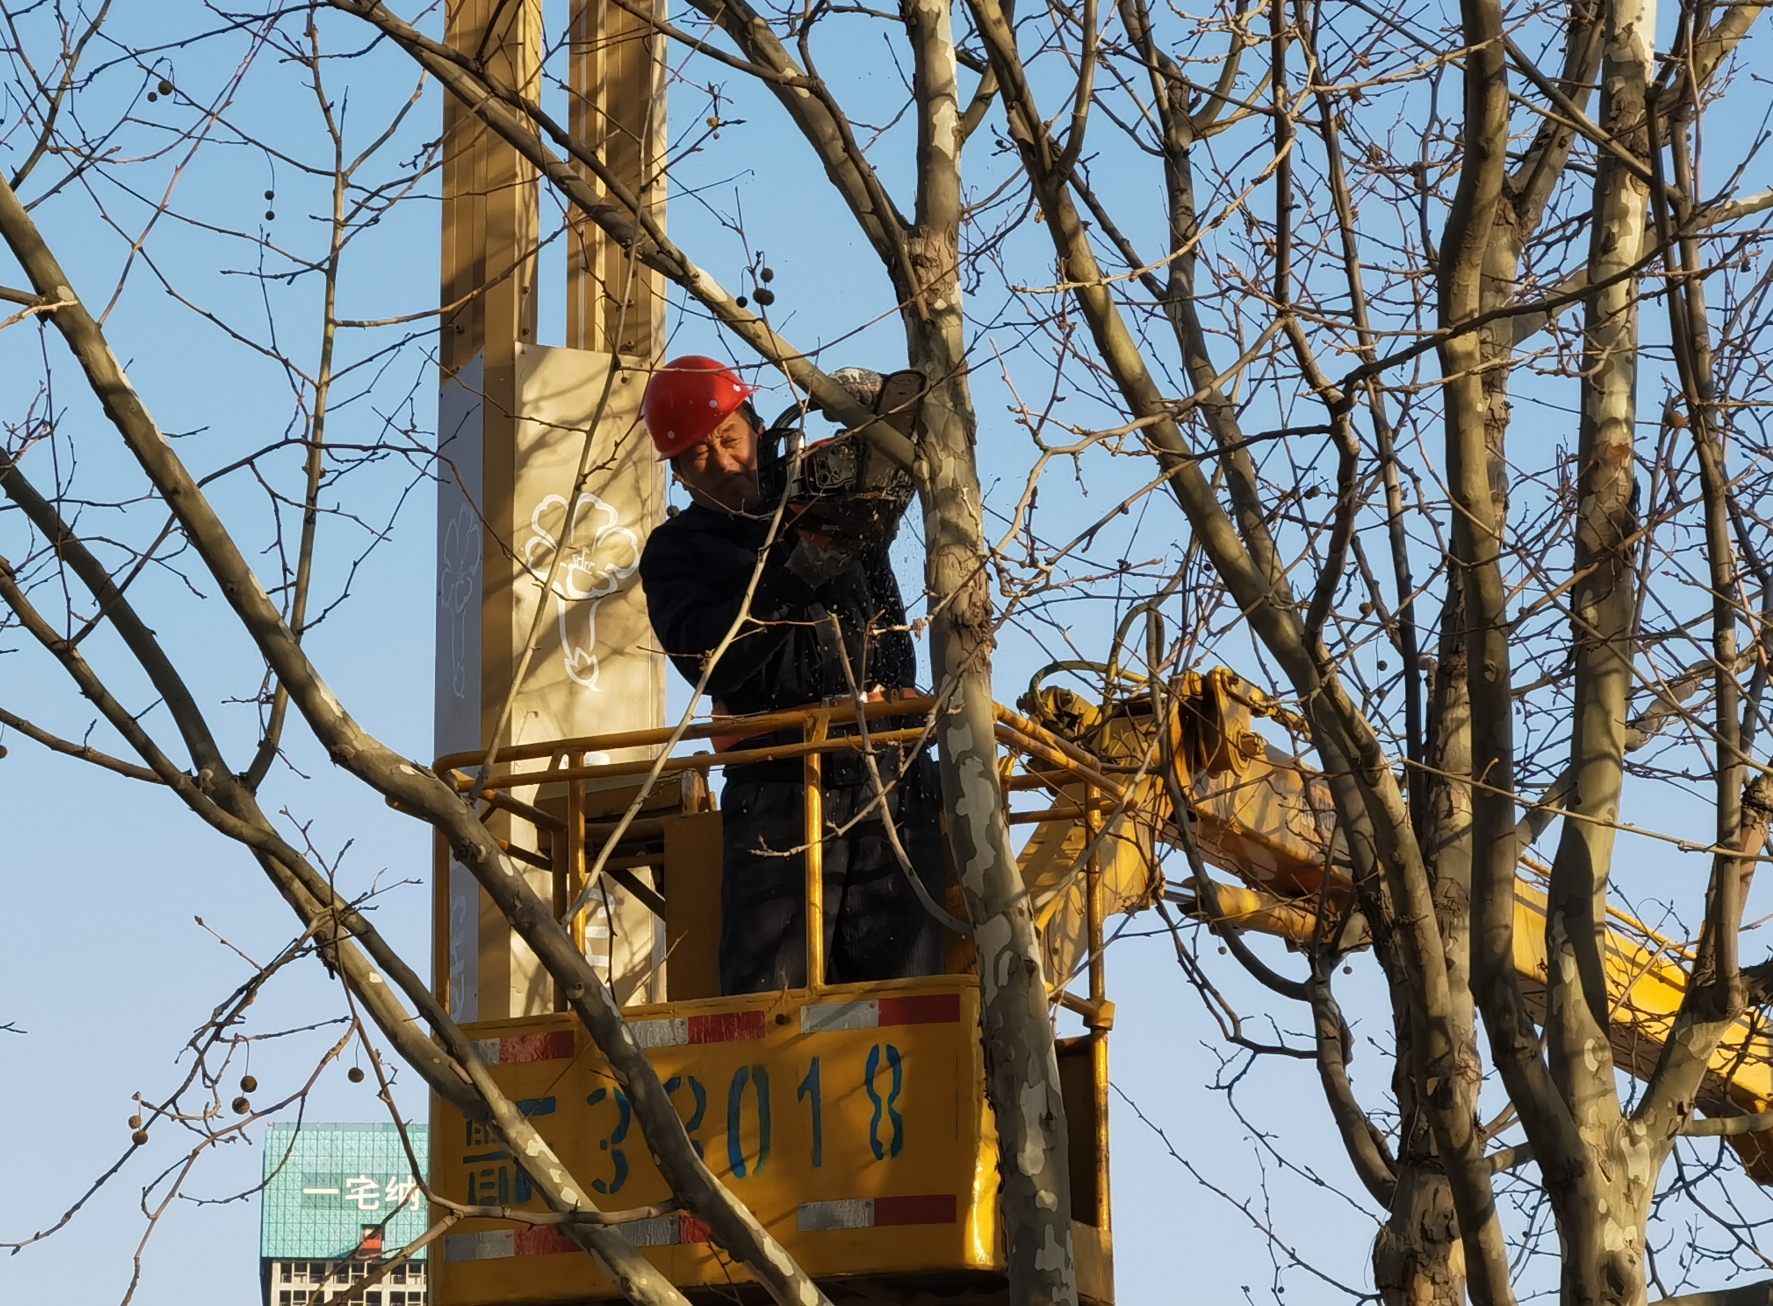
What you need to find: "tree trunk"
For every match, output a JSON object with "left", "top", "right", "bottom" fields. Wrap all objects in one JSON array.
[
  {"left": 1539, "top": 0, "right": 1657, "bottom": 1298},
  {"left": 901, "top": 0, "right": 1077, "bottom": 1297},
  {"left": 1555, "top": 1160, "right": 1656, "bottom": 1306},
  {"left": 1374, "top": 1160, "right": 1465, "bottom": 1306},
  {"left": 911, "top": 252, "right": 1079, "bottom": 1306}
]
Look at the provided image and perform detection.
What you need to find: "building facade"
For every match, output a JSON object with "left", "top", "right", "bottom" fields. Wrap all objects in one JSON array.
[{"left": 260, "top": 1122, "right": 430, "bottom": 1306}]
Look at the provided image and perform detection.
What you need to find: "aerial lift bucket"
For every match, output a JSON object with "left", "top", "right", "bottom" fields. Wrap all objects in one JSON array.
[{"left": 429, "top": 698, "right": 1123, "bottom": 1304}]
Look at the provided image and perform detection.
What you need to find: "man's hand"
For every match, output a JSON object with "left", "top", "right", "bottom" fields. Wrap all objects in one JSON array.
[{"left": 784, "top": 526, "right": 862, "bottom": 588}]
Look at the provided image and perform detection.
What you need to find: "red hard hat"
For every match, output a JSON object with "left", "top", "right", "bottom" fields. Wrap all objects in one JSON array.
[{"left": 643, "top": 356, "right": 756, "bottom": 460}]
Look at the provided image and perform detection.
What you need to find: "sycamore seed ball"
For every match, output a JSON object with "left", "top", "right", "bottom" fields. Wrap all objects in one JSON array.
[
  {"left": 241, "top": 1075, "right": 258, "bottom": 1093},
  {"left": 348, "top": 1066, "right": 366, "bottom": 1083},
  {"left": 132, "top": 1129, "right": 150, "bottom": 1146},
  {"left": 128, "top": 1114, "right": 143, "bottom": 1130},
  {"left": 232, "top": 1096, "right": 251, "bottom": 1115}
]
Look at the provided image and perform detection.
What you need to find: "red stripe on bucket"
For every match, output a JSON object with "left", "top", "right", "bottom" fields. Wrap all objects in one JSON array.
[
  {"left": 687, "top": 1011, "right": 767, "bottom": 1044},
  {"left": 514, "top": 1226, "right": 577, "bottom": 1257},
  {"left": 873, "top": 1194, "right": 958, "bottom": 1226},
  {"left": 501, "top": 1031, "right": 576, "bottom": 1063},
  {"left": 877, "top": 994, "right": 961, "bottom": 1026}
]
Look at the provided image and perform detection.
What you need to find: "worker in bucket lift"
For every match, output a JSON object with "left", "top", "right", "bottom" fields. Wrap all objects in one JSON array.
[{"left": 637, "top": 354, "right": 947, "bottom": 997}]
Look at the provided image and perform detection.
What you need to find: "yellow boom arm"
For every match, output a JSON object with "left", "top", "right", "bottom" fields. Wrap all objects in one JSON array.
[{"left": 1013, "top": 668, "right": 1773, "bottom": 1181}]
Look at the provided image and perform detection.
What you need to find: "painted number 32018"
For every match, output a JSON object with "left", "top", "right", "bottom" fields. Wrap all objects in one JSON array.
[{"left": 583, "top": 1044, "right": 906, "bottom": 1194}]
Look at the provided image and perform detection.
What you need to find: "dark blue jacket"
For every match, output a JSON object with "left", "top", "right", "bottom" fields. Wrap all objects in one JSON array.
[{"left": 638, "top": 503, "right": 919, "bottom": 722}]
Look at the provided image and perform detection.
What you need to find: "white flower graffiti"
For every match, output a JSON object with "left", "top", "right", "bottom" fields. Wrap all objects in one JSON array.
[
  {"left": 439, "top": 504, "right": 483, "bottom": 700},
  {"left": 521, "top": 492, "right": 641, "bottom": 691}
]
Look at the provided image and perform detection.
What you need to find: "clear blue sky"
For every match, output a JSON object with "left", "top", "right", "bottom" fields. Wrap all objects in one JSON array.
[{"left": 3, "top": 1, "right": 1768, "bottom": 1303}]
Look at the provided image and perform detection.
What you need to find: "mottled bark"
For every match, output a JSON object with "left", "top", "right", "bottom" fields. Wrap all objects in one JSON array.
[
  {"left": 1539, "top": 0, "right": 1659, "bottom": 1297},
  {"left": 1371, "top": 578, "right": 1477, "bottom": 1306},
  {"left": 921, "top": 369, "right": 1078, "bottom": 1306},
  {"left": 904, "top": 2, "right": 1077, "bottom": 1297},
  {"left": 1373, "top": 1137, "right": 1464, "bottom": 1306},
  {"left": 1438, "top": 0, "right": 1557, "bottom": 1302}
]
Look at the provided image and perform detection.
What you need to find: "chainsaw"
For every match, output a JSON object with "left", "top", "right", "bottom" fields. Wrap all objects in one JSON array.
[{"left": 757, "top": 367, "right": 922, "bottom": 542}]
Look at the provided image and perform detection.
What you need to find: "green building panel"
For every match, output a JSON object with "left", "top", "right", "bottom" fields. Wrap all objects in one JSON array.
[{"left": 260, "top": 1123, "right": 431, "bottom": 1260}]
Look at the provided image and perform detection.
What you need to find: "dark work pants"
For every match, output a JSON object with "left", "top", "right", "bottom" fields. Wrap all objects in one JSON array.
[{"left": 718, "top": 750, "right": 947, "bottom": 995}]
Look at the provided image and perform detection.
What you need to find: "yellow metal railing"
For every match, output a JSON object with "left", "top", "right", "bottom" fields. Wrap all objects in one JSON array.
[{"left": 433, "top": 695, "right": 1133, "bottom": 1016}]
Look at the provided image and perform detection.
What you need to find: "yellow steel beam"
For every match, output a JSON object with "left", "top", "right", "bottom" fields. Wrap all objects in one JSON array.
[{"left": 567, "top": 0, "right": 666, "bottom": 359}]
